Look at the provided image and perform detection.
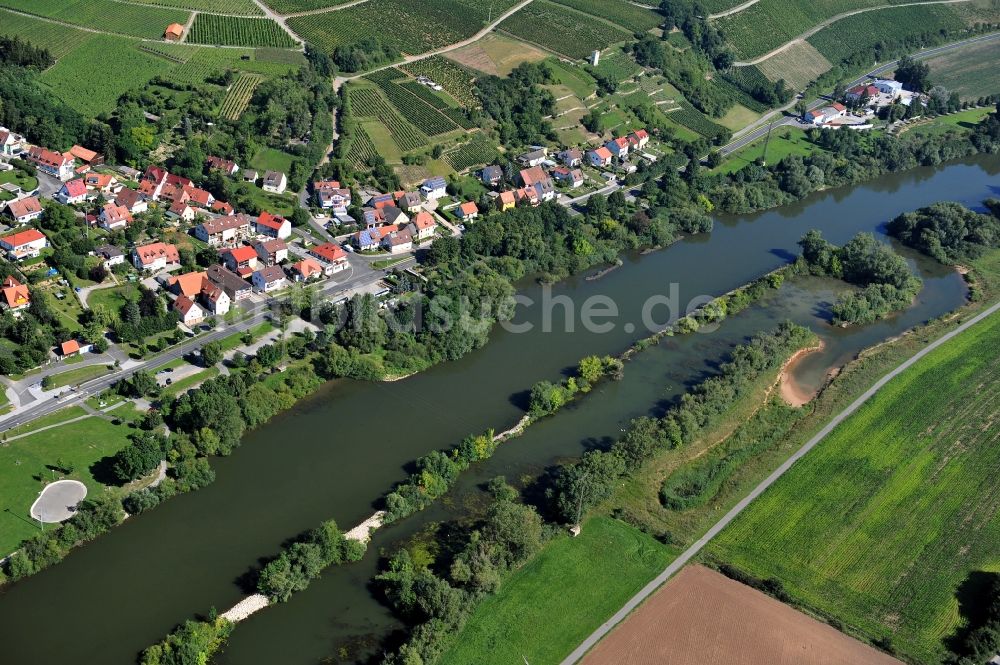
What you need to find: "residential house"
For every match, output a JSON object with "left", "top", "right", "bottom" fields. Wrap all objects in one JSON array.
[
  {"left": 262, "top": 170, "right": 287, "bottom": 194},
  {"left": 255, "top": 211, "right": 291, "bottom": 240},
  {"left": 352, "top": 226, "right": 385, "bottom": 252},
  {"left": 370, "top": 193, "right": 395, "bottom": 209},
  {"left": 84, "top": 172, "right": 120, "bottom": 196},
  {"left": 194, "top": 214, "right": 253, "bottom": 247},
  {"left": 99, "top": 202, "right": 133, "bottom": 231},
  {"left": 606, "top": 137, "right": 631, "bottom": 159},
  {"left": 1, "top": 276, "right": 30, "bottom": 314},
  {"left": 4, "top": 196, "right": 44, "bottom": 225},
  {"left": 874, "top": 79, "right": 904, "bottom": 96},
  {"left": 628, "top": 129, "right": 650, "bottom": 150},
  {"left": 552, "top": 167, "right": 584, "bottom": 188},
  {"left": 116, "top": 165, "right": 141, "bottom": 182},
  {"left": 587, "top": 147, "right": 613, "bottom": 168},
  {"left": 289, "top": 258, "right": 324, "bottom": 282},
  {"left": 806, "top": 103, "right": 847, "bottom": 125},
  {"left": 251, "top": 238, "right": 288, "bottom": 266},
  {"left": 242, "top": 169, "right": 259, "bottom": 183},
  {"left": 519, "top": 166, "right": 555, "bottom": 202},
  {"left": 56, "top": 178, "right": 88, "bottom": 205},
  {"left": 200, "top": 280, "right": 230, "bottom": 316},
  {"left": 0, "top": 127, "right": 26, "bottom": 157},
  {"left": 168, "top": 201, "right": 196, "bottom": 222},
  {"left": 480, "top": 165, "right": 503, "bottom": 188},
  {"left": 69, "top": 145, "right": 103, "bottom": 166},
  {"left": 559, "top": 149, "right": 584, "bottom": 168},
  {"left": 846, "top": 84, "right": 879, "bottom": 105},
  {"left": 420, "top": 176, "right": 447, "bottom": 200},
  {"left": 174, "top": 295, "right": 204, "bottom": 326},
  {"left": 132, "top": 241, "right": 180, "bottom": 272},
  {"left": 383, "top": 205, "right": 410, "bottom": 227},
  {"left": 164, "top": 23, "right": 185, "bottom": 41},
  {"left": 205, "top": 155, "right": 239, "bottom": 176},
  {"left": 309, "top": 242, "right": 350, "bottom": 272},
  {"left": 168, "top": 271, "right": 208, "bottom": 298},
  {"left": 0, "top": 227, "right": 46, "bottom": 260},
  {"left": 27, "top": 146, "right": 74, "bottom": 180},
  {"left": 206, "top": 264, "right": 252, "bottom": 301},
  {"left": 115, "top": 188, "right": 148, "bottom": 215},
  {"left": 251, "top": 265, "right": 287, "bottom": 293},
  {"left": 211, "top": 200, "right": 234, "bottom": 216},
  {"left": 185, "top": 186, "right": 215, "bottom": 209},
  {"left": 95, "top": 244, "right": 125, "bottom": 269},
  {"left": 517, "top": 148, "right": 547, "bottom": 167},
  {"left": 314, "top": 180, "right": 350, "bottom": 212},
  {"left": 516, "top": 186, "right": 540, "bottom": 207},
  {"left": 410, "top": 210, "right": 438, "bottom": 239},
  {"left": 362, "top": 207, "right": 386, "bottom": 228},
  {"left": 221, "top": 245, "right": 258, "bottom": 276},
  {"left": 381, "top": 228, "right": 413, "bottom": 254},
  {"left": 497, "top": 190, "right": 517, "bottom": 212},
  {"left": 396, "top": 191, "right": 422, "bottom": 213},
  {"left": 455, "top": 202, "right": 478, "bottom": 223}
]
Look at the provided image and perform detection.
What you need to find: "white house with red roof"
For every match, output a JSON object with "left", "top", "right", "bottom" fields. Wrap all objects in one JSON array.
[
  {"left": 1, "top": 275, "right": 30, "bottom": 314},
  {"left": 27, "top": 146, "right": 74, "bottom": 180},
  {"left": 606, "top": 137, "right": 631, "bottom": 159},
  {"left": 221, "top": 245, "right": 259, "bottom": 275},
  {"left": 314, "top": 180, "right": 350, "bottom": 212},
  {"left": 409, "top": 210, "right": 439, "bottom": 239},
  {"left": 173, "top": 295, "right": 205, "bottom": 326},
  {"left": 4, "top": 196, "right": 44, "bottom": 225},
  {"left": 0, "top": 127, "right": 26, "bottom": 158},
  {"left": 0, "top": 227, "right": 47, "bottom": 260},
  {"left": 99, "top": 203, "right": 133, "bottom": 231},
  {"left": 289, "top": 258, "right": 325, "bottom": 282},
  {"left": 552, "top": 167, "right": 584, "bottom": 188},
  {"left": 255, "top": 211, "right": 291, "bottom": 240},
  {"left": 454, "top": 202, "right": 478, "bottom": 224},
  {"left": 133, "top": 242, "right": 180, "bottom": 272},
  {"left": 168, "top": 201, "right": 197, "bottom": 222},
  {"left": 587, "top": 146, "right": 613, "bottom": 168},
  {"left": 56, "top": 178, "right": 89, "bottom": 205},
  {"left": 628, "top": 129, "right": 650, "bottom": 150},
  {"left": 84, "top": 172, "right": 121, "bottom": 196},
  {"left": 308, "top": 242, "right": 349, "bottom": 273},
  {"left": 205, "top": 155, "right": 239, "bottom": 176}
]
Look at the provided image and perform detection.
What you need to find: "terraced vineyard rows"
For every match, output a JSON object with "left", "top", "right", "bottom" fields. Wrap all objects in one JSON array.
[
  {"left": 0, "top": 9, "right": 93, "bottom": 58},
  {"left": 671, "top": 100, "right": 730, "bottom": 139},
  {"left": 188, "top": 14, "right": 298, "bottom": 48},
  {"left": 365, "top": 70, "right": 459, "bottom": 136},
  {"left": 592, "top": 48, "right": 644, "bottom": 83},
  {"left": 260, "top": 0, "right": 356, "bottom": 11},
  {"left": 499, "top": 0, "right": 631, "bottom": 60},
  {"left": 549, "top": 0, "right": 664, "bottom": 33},
  {"left": 754, "top": 41, "right": 833, "bottom": 90},
  {"left": 717, "top": 68, "right": 773, "bottom": 112},
  {"left": 348, "top": 87, "right": 428, "bottom": 151},
  {"left": 289, "top": 0, "right": 520, "bottom": 59},
  {"left": 220, "top": 72, "right": 264, "bottom": 120},
  {"left": 166, "top": 47, "right": 302, "bottom": 84},
  {"left": 402, "top": 56, "right": 481, "bottom": 108},
  {"left": 715, "top": 0, "right": 954, "bottom": 60},
  {"left": 0, "top": 0, "right": 190, "bottom": 40},
  {"left": 445, "top": 137, "right": 500, "bottom": 171},
  {"left": 346, "top": 126, "right": 379, "bottom": 167},
  {"left": 711, "top": 310, "right": 1000, "bottom": 664},
  {"left": 807, "top": 4, "right": 966, "bottom": 63}
]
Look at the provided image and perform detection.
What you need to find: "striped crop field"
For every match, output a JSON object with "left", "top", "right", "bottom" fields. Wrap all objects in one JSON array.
[
  {"left": 498, "top": 0, "right": 631, "bottom": 60},
  {"left": 188, "top": 14, "right": 298, "bottom": 48},
  {"left": 0, "top": 0, "right": 190, "bottom": 40},
  {"left": 260, "top": 0, "right": 356, "bottom": 12},
  {"left": 0, "top": 9, "right": 94, "bottom": 59},
  {"left": 711, "top": 309, "right": 1000, "bottom": 663},
  {"left": 219, "top": 72, "right": 264, "bottom": 120},
  {"left": 348, "top": 86, "right": 428, "bottom": 151},
  {"left": 128, "top": 0, "right": 263, "bottom": 15},
  {"left": 548, "top": 0, "right": 663, "bottom": 33},
  {"left": 754, "top": 41, "right": 833, "bottom": 90},
  {"left": 167, "top": 47, "right": 304, "bottom": 84}
]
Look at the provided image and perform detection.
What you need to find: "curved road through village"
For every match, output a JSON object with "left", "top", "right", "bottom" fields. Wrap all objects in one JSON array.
[{"left": 560, "top": 299, "right": 1000, "bottom": 664}]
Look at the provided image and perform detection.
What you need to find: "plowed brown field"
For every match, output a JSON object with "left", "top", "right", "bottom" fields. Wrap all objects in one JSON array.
[{"left": 581, "top": 565, "right": 903, "bottom": 665}]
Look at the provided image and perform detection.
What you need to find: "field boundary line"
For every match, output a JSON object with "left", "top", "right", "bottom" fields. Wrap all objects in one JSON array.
[
  {"left": 729, "top": 0, "right": 972, "bottom": 66},
  {"left": 708, "top": 0, "right": 761, "bottom": 19},
  {"left": 279, "top": 0, "right": 370, "bottom": 18},
  {"left": 559, "top": 297, "right": 1000, "bottom": 665}
]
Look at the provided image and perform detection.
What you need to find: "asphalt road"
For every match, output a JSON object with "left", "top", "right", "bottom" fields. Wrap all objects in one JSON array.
[
  {"left": 559, "top": 300, "right": 1000, "bottom": 665},
  {"left": 719, "top": 31, "right": 1000, "bottom": 157}
]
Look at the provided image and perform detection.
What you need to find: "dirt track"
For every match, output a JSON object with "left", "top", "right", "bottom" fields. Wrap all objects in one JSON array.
[{"left": 580, "top": 565, "right": 902, "bottom": 665}]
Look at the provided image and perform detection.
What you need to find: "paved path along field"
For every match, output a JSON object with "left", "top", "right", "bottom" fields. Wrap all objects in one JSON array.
[{"left": 560, "top": 298, "right": 1000, "bottom": 664}]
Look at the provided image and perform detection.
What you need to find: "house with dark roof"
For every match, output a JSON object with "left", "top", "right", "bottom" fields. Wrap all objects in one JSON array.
[
  {"left": 381, "top": 228, "right": 413, "bottom": 254},
  {"left": 262, "top": 171, "right": 287, "bottom": 194},
  {"left": 552, "top": 167, "right": 584, "bottom": 188},
  {"left": 480, "top": 165, "right": 503, "bottom": 188},
  {"left": 251, "top": 265, "right": 288, "bottom": 294},
  {"left": 517, "top": 148, "right": 547, "bottom": 167},
  {"left": 420, "top": 176, "right": 447, "bottom": 200},
  {"left": 314, "top": 180, "right": 350, "bottom": 212},
  {"left": 115, "top": 188, "right": 148, "bottom": 215},
  {"left": 95, "top": 244, "right": 125, "bottom": 268},
  {"left": 194, "top": 214, "right": 253, "bottom": 247},
  {"left": 206, "top": 155, "right": 239, "bottom": 176},
  {"left": 173, "top": 295, "right": 204, "bottom": 326},
  {"left": 206, "top": 264, "right": 252, "bottom": 301},
  {"left": 251, "top": 238, "right": 288, "bottom": 266},
  {"left": 559, "top": 149, "right": 583, "bottom": 168},
  {"left": 0, "top": 127, "right": 26, "bottom": 158}
]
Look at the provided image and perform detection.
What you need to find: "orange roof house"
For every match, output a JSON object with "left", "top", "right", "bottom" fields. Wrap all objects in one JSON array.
[
  {"left": 168, "top": 271, "right": 208, "bottom": 298},
  {"left": 498, "top": 190, "right": 517, "bottom": 211},
  {"left": 60, "top": 340, "right": 81, "bottom": 356},
  {"left": 164, "top": 23, "right": 184, "bottom": 41},
  {"left": 1, "top": 276, "right": 30, "bottom": 312}
]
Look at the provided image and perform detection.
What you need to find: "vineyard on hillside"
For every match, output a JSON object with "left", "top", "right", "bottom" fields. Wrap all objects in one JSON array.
[
  {"left": 498, "top": 0, "right": 630, "bottom": 59},
  {"left": 0, "top": 9, "right": 93, "bottom": 58},
  {"left": 549, "top": 0, "right": 663, "bottom": 33},
  {"left": 349, "top": 87, "right": 429, "bottom": 151},
  {"left": 401, "top": 56, "right": 481, "bottom": 108},
  {"left": 138, "top": 0, "right": 263, "bottom": 15},
  {"left": 188, "top": 14, "right": 298, "bottom": 48},
  {"left": 445, "top": 136, "right": 500, "bottom": 171},
  {"left": 220, "top": 73, "right": 264, "bottom": 120},
  {"left": 0, "top": 0, "right": 190, "bottom": 40},
  {"left": 365, "top": 70, "right": 459, "bottom": 136}
]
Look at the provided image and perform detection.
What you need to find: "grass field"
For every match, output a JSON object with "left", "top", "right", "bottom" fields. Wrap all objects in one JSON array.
[
  {"left": 39, "top": 36, "right": 174, "bottom": 118},
  {"left": 0, "top": 0, "right": 190, "bottom": 40},
  {"left": 447, "top": 33, "right": 548, "bottom": 76},
  {"left": 43, "top": 364, "right": 112, "bottom": 391},
  {"left": 905, "top": 106, "right": 995, "bottom": 139},
  {"left": 715, "top": 103, "right": 761, "bottom": 131},
  {"left": 438, "top": 517, "right": 673, "bottom": 665},
  {"left": 713, "top": 127, "right": 821, "bottom": 174},
  {"left": 86, "top": 285, "right": 139, "bottom": 323},
  {"left": 710, "top": 309, "right": 1000, "bottom": 663},
  {"left": 924, "top": 38, "right": 1000, "bottom": 100},
  {"left": 188, "top": 14, "right": 297, "bottom": 47},
  {"left": 755, "top": 41, "right": 833, "bottom": 90},
  {"left": 0, "top": 415, "right": 136, "bottom": 554},
  {"left": 250, "top": 147, "right": 296, "bottom": 174},
  {"left": 498, "top": 0, "right": 631, "bottom": 60}
]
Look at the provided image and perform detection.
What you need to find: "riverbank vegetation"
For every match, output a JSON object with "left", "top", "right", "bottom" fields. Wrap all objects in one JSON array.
[
  {"left": 797, "top": 230, "right": 922, "bottom": 325},
  {"left": 887, "top": 199, "right": 1000, "bottom": 264}
]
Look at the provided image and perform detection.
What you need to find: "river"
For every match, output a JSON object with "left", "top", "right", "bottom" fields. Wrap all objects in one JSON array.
[{"left": 0, "top": 156, "right": 997, "bottom": 665}]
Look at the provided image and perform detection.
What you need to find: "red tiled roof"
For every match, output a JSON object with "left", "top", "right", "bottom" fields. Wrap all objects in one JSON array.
[
  {"left": 292, "top": 258, "right": 323, "bottom": 278},
  {"left": 6, "top": 197, "right": 43, "bottom": 221},
  {"left": 412, "top": 210, "right": 436, "bottom": 229},
  {"left": 168, "top": 271, "right": 207, "bottom": 297},
  {"left": 593, "top": 147, "right": 613, "bottom": 160},
  {"left": 134, "top": 242, "right": 179, "bottom": 266},
  {"left": 224, "top": 246, "right": 257, "bottom": 263},
  {"left": 63, "top": 179, "right": 87, "bottom": 198},
  {"left": 309, "top": 242, "right": 347, "bottom": 263},
  {"left": 458, "top": 202, "right": 478, "bottom": 216},
  {"left": 60, "top": 340, "right": 80, "bottom": 355},
  {"left": 1, "top": 227, "right": 45, "bottom": 246},
  {"left": 256, "top": 210, "right": 287, "bottom": 231},
  {"left": 69, "top": 145, "right": 98, "bottom": 163}
]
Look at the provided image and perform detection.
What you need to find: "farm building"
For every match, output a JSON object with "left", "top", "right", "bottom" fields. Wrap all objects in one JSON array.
[{"left": 164, "top": 23, "right": 185, "bottom": 41}]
